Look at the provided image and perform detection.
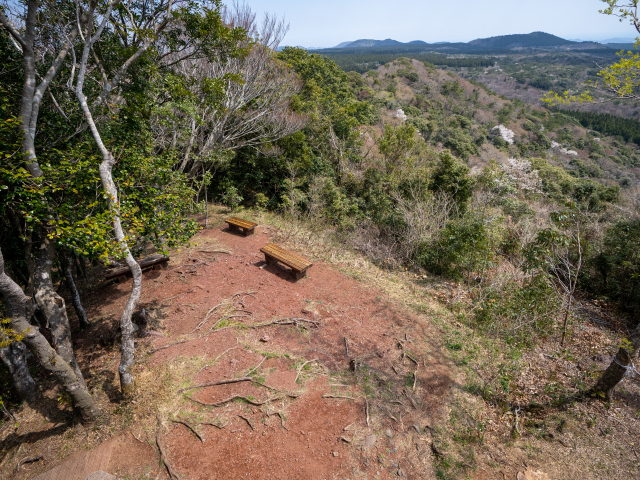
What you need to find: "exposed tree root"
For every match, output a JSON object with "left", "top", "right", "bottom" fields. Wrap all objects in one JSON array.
[
  {"left": 186, "top": 394, "right": 285, "bottom": 407},
  {"left": 238, "top": 415, "right": 255, "bottom": 430},
  {"left": 171, "top": 418, "right": 204, "bottom": 442},
  {"left": 179, "top": 377, "right": 253, "bottom": 393},
  {"left": 156, "top": 421, "right": 179, "bottom": 480}
]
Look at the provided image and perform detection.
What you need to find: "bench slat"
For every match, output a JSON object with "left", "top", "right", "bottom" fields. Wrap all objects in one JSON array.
[
  {"left": 260, "top": 244, "right": 312, "bottom": 273},
  {"left": 226, "top": 217, "right": 257, "bottom": 229}
]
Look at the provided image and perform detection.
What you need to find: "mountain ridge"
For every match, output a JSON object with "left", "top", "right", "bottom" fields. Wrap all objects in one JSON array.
[{"left": 330, "top": 31, "right": 582, "bottom": 50}]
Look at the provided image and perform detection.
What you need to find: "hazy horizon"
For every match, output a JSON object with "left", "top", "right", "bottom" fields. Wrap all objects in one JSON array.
[{"left": 244, "top": 0, "right": 639, "bottom": 48}]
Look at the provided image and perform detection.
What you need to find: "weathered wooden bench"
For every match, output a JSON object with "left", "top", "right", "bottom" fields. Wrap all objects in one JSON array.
[
  {"left": 225, "top": 217, "right": 258, "bottom": 236},
  {"left": 260, "top": 243, "right": 312, "bottom": 280},
  {"left": 105, "top": 254, "right": 169, "bottom": 283}
]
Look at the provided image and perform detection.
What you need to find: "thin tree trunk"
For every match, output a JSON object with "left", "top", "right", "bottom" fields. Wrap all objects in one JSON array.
[
  {"left": 178, "top": 117, "right": 197, "bottom": 173},
  {"left": 33, "top": 237, "right": 86, "bottom": 388},
  {"left": 61, "top": 248, "right": 90, "bottom": 328},
  {"left": 0, "top": 342, "right": 37, "bottom": 403},
  {"left": 0, "top": 248, "right": 100, "bottom": 421},
  {"left": 75, "top": 7, "right": 141, "bottom": 396},
  {"left": 203, "top": 166, "right": 208, "bottom": 228},
  {"left": 73, "top": 249, "right": 87, "bottom": 278}
]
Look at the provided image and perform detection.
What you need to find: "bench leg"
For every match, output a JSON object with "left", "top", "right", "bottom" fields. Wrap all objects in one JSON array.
[
  {"left": 294, "top": 270, "right": 306, "bottom": 281},
  {"left": 265, "top": 254, "right": 277, "bottom": 266},
  {"left": 245, "top": 227, "right": 255, "bottom": 236},
  {"left": 161, "top": 262, "right": 169, "bottom": 270}
]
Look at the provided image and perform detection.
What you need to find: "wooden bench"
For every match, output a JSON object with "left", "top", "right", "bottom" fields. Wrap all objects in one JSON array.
[
  {"left": 225, "top": 217, "right": 258, "bottom": 236},
  {"left": 105, "top": 254, "right": 169, "bottom": 283},
  {"left": 260, "top": 243, "right": 312, "bottom": 280}
]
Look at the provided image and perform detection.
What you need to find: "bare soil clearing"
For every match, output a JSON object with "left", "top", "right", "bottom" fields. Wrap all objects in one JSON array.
[
  {"left": 3, "top": 210, "right": 640, "bottom": 480},
  {"left": 2, "top": 214, "right": 452, "bottom": 480}
]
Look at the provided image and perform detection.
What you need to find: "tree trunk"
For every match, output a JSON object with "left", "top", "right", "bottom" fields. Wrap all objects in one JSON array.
[
  {"left": 76, "top": 30, "right": 142, "bottom": 396},
  {"left": 33, "top": 236, "right": 86, "bottom": 388},
  {"left": 73, "top": 250, "right": 87, "bottom": 278},
  {"left": 61, "top": 248, "right": 90, "bottom": 328},
  {"left": 0, "top": 248, "right": 100, "bottom": 421},
  {"left": 592, "top": 323, "right": 640, "bottom": 402},
  {"left": 0, "top": 342, "right": 37, "bottom": 403}
]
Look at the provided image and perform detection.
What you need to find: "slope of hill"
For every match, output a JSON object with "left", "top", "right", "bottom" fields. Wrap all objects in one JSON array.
[{"left": 468, "top": 31, "right": 575, "bottom": 48}]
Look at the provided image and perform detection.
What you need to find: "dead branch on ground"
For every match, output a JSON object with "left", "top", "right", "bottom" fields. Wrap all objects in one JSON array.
[
  {"left": 247, "top": 318, "right": 320, "bottom": 330},
  {"left": 322, "top": 394, "right": 355, "bottom": 400},
  {"left": 295, "top": 358, "right": 319, "bottom": 383}
]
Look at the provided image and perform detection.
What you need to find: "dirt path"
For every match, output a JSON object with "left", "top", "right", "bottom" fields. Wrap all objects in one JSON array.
[{"left": 12, "top": 218, "right": 453, "bottom": 480}]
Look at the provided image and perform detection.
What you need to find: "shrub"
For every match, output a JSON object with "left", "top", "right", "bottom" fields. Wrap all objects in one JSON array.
[
  {"left": 404, "top": 105, "right": 422, "bottom": 117},
  {"left": 441, "top": 81, "right": 463, "bottom": 98},
  {"left": 416, "top": 213, "right": 491, "bottom": 280},
  {"left": 475, "top": 274, "right": 561, "bottom": 346},
  {"left": 406, "top": 72, "right": 419, "bottom": 83},
  {"left": 429, "top": 151, "right": 473, "bottom": 208}
]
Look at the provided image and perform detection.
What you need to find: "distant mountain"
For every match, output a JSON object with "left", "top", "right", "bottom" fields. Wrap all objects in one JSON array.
[
  {"left": 342, "top": 39, "right": 404, "bottom": 48},
  {"left": 601, "top": 37, "right": 638, "bottom": 44},
  {"left": 468, "top": 32, "right": 574, "bottom": 48},
  {"left": 329, "top": 32, "right": 584, "bottom": 52}
]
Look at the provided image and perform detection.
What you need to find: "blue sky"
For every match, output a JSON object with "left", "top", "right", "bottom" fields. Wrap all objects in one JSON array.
[{"left": 244, "top": 0, "right": 640, "bottom": 47}]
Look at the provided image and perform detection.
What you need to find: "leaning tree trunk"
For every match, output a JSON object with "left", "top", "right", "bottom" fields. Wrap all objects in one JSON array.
[
  {"left": 61, "top": 248, "right": 90, "bottom": 328},
  {"left": 76, "top": 33, "right": 142, "bottom": 396},
  {"left": 0, "top": 341, "right": 37, "bottom": 403},
  {"left": 0, "top": 248, "right": 100, "bottom": 421},
  {"left": 592, "top": 323, "right": 640, "bottom": 402},
  {"left": 33, "top": 236, "right": 86, "bottom": 388}
]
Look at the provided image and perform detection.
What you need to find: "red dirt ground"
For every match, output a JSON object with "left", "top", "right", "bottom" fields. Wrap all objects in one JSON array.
[{"left": 5, "top": 218, "right": 453, "bottom": 480}]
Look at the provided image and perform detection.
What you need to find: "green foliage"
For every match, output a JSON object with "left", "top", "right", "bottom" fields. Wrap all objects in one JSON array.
[
  {"left": 378, "top": 124, "right": 417, "bottom": 166},
  {"left": 429, "top": 151, "right": 473, "bottom": 207},
  {"left": 589, "top": 219, "right": 640, "bottom": 314},
  {"left": 417, "top": 213, "right": 493, "bottom": 280},
  {"left": 404, "top": 105, "right": 422, "bottom": 117},
  {"left": 441, "top": 81, "right": 464, "bottom": 98},
  {"left": 557, "top": 109, "right": 640, "bottom": 146},
  {"left": 440, "top": 129, "right": 480, "bottom": 160}
]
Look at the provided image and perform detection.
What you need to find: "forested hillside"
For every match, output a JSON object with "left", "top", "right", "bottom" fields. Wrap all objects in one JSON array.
[{"left": 1, "top": 2, "right": 640, "bottom": 479}]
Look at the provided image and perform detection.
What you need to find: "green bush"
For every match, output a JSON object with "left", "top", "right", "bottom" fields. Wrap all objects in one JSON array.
[
  {"left": 417, "top": 214, "right": 491, "bottom": 280},
  {"left": 442, "top": 129, "right": 480, "bottom": 159},
  {"left": 441, "top": 81, "right": 463, "bottom": 98},
  {"left": 429, "top": 151, "right": 473, "bottom": 207},
  {"left": 475, "top": 274, "right": 561, "bottom": 346},
  {"left": 404, "top": 105, "right": 422, "bottom": 117},
  {"left": 589, "top": 219, "right": 640, "bottom": 314}
]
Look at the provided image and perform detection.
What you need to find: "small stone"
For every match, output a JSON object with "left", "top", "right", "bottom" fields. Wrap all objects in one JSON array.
[
  {"left": 364, "top": 434, "right": 377, "bottom": 449},
  {"left": 332, "top": 451, "right": 339, "bottom": 457},
  {"left": 260, "top": 335, "right": 270, "bottom": 343},
  {"left": 397, "top": 468, "right": 407, "bottom": 478},
  {"left": 385, "top": 429, "right": 393, "bottom": 438},
  {"left": 412, "top": 424, "right": 421, "bottom": 434}
]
